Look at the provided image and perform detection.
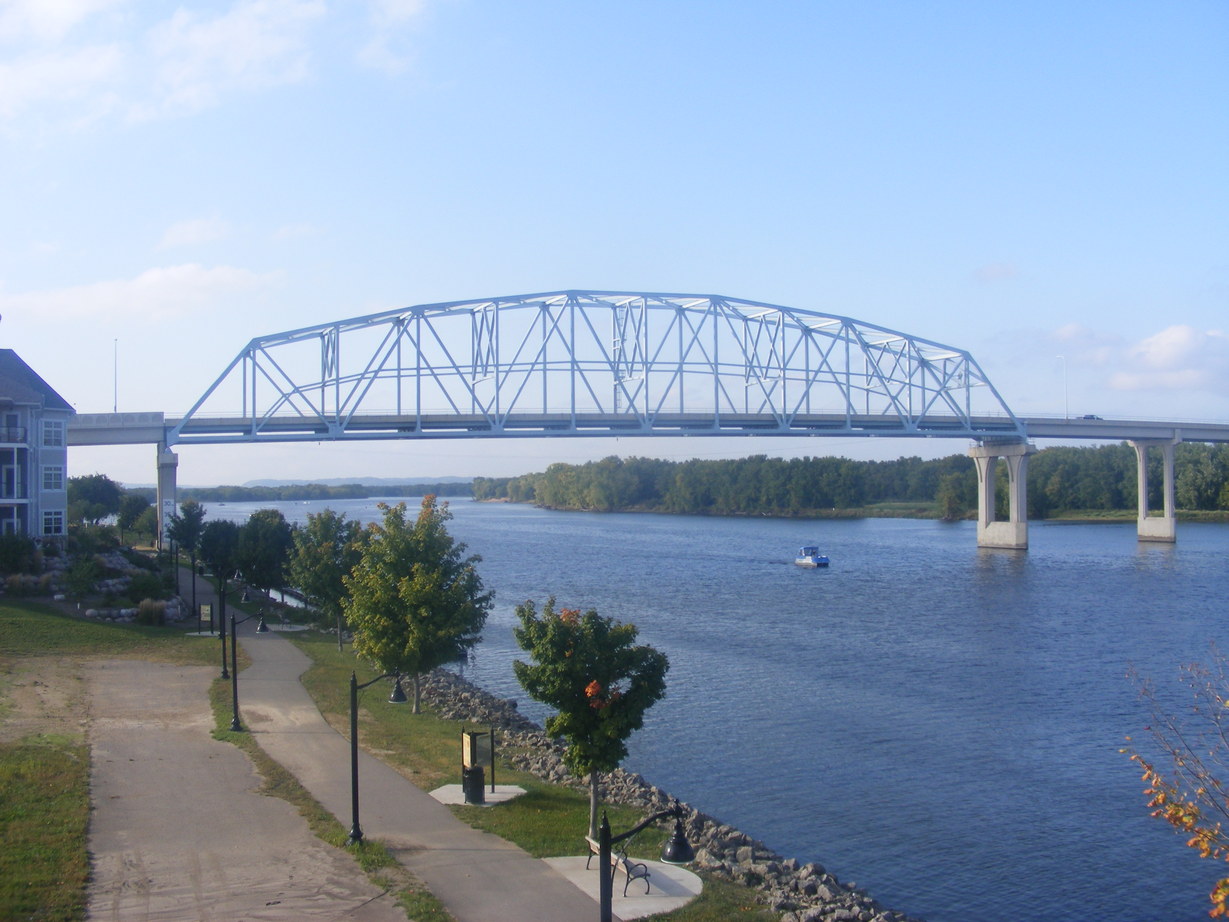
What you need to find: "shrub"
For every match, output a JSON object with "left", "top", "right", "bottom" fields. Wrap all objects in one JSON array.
[
  {"left": 4, "top": 573, "right": 39, "bottom": 596},
  {"left": 136, "top": 599, "right": 165, "bottom": 626},
  {"left": 119, "top": 548, "right": 158, "bottom": 572},
  {"left": 65, "top": 557, "right": 100, "bottom": 599},
  {"left": 126, "top": 571, "right": 164, "bottom": 604},
  {"left": 0, "top": 534, "right": 37, "bottom": 575}
]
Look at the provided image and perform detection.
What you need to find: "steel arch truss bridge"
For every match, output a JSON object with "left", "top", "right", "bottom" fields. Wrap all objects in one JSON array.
[{"left": 169, "top": 290, "right": 1023, "bottom": 446}]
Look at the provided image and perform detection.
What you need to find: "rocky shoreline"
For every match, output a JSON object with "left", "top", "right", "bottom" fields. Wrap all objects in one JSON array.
[{"left": 420, "top": 668, "right": 924, "bottom": 922}]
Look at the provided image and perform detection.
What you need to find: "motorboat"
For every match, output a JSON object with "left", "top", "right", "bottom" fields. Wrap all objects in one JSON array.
[{"left": 794, "top": 546, "right": 829, "bottom": 568}]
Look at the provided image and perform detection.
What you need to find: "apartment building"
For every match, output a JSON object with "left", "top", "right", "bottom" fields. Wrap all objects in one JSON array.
[{"left": 0, "top": 349, "right": 74, "bottom": 539}]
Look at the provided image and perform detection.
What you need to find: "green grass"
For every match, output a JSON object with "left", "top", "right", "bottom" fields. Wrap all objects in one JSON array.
[
  {"left": 286, "top": 629, "right": 780, "bottom": 921},
  {"left": 0, "top": 600, "right": 219, "bottom": 663},
  {"left": 0, "top": 736, "right": 90, "bottom": 922}
]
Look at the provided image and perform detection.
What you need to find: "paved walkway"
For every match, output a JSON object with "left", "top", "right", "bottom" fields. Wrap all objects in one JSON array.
[
  {"left": 87, "top": 574, "right": 701, "bottom": 921},
  {"left": 86, "top": 659, "right": 408, "bottom": 922},
  {"left": 231, "top": 617, "right": 602, "bottom": 922}
]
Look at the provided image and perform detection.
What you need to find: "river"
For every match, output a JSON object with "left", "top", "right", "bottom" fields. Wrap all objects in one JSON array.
[{"left": 207, "top": 497, "right": 1228, "bottom": 922}]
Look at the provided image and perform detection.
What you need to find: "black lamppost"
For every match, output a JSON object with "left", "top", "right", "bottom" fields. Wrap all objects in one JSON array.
[
  {"left": 228, "top": 612, "right": 261, "bottom": 731},
  {"left": 218, "top": 575, "right": 231, "bottom": 679},
  {"left": 346, "top": 671, "right": 404, "bottom": 845},
  {"left": 597, "top": 801, "right": 694, "bottom": 922}
]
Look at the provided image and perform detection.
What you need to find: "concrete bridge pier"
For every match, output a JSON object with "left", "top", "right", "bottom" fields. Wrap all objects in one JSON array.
[
  {"left": 969, "top": 441, "right": 1036, "bottom": 549},
  {"left": 1129, "top": 439, "right": 1177, "bottom": 543},
  {"left": 156, "top": 444, "right": 178, "bottom": 551}
]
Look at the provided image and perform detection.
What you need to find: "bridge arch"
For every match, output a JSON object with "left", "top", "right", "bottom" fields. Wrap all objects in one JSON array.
[{"left": 170, "top": 290, "right": 1023, "bottom": 445}]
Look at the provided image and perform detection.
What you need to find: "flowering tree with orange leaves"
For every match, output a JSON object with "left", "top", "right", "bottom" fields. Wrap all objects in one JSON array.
[
  {"left": 514, "top": 597, "right": 668, "bottom": 838},
  {"left": 1127, "top": 648, "right": 1229, "bottom": 916}
]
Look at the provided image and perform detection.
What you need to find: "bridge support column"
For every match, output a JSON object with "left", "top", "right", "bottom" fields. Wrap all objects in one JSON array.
[
  {"left": 1129, "top": 440, "right": 1177, "bottom": 543},
  {"left": 156, "top": 445, "right": 178, "bottom": 552},
  {"left": 968, "top": 442, "right": 1035, "bottom": 549}
]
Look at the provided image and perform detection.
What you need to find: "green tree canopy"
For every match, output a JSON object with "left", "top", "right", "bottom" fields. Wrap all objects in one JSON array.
[
  {"left": 237, "top": 508, "right": 293, "bottom": 594},
  {"left": 166, "top": 500, "right": 206, "bottom": 560},
  {"left": 117, "top": 493, "right": 151, "bottom": 544},
  {"left": 168, "top": 499, "right": 208, "bottom": 620},
  {"left": 342, "top": 497, "right": 492, "bottom": 712},
  {"left": 513, "top": 597, "right": 668, "bottom": 835},
  {"left": 67, "top": 473, "right": 124, "bottom": 525},
  {"left": 288, "top": 508, "right": 366, "bottom": 648},
  {"left": 199, "top": 518, "right": 242, "bottom": 624}
]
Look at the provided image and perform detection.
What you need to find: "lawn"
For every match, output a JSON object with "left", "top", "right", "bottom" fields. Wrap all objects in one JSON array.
[{"left": 286, "top": 629, "right": 781, "bottom": 921}]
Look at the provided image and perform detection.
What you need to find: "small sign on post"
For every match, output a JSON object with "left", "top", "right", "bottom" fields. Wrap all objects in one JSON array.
[
  {"left": 461, "top": 728, "right": 497, "bottom": 802},
  {"left": 199, "top": 603, "right": 213, "bottom": 631}
]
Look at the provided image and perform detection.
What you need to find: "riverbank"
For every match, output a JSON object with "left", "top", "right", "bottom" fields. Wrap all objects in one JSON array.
[
  {"left": 486, "top": 497, "right": 1229, "bottom": 524},
  {"left": 418, "top": 668, "right": 924, "bottom": 922}
]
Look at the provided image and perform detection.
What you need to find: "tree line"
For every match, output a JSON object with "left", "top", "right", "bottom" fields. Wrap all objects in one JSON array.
[
  {"left": 473, "top": 443, "right": 1229, "bottom": 518},
  {"left": 128, "top": 480, "right": 473, "bottom": 504}
]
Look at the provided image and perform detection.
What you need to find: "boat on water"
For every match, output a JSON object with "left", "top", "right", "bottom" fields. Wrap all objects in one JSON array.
[{"left": 794, "top": 546, "right": 829, "bottom": 568}]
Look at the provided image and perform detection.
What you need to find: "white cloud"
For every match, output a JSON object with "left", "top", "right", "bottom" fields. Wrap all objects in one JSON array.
[
  {"left": 0, "top": 43, "right": 122, "bottom": 120},
  {"left": 1, "top": 0, "right": 328, "bottom": 127},
  {"left": 0, "top": 263, "right": 278, "bottom": 322},
  {"left": 357, "top": 0, "right": 427, "bottom": 75},
  {"left": 0, "top": 0, "right": 124, "bottom": 43},
  {"left": 157, "top": 218, "right": 230, "bottom": 250},
  {"left": 141, "top": 0, "right": 326, "bottom": 117},
  {"left": 1110, "top": 325, "right": 1229, "bottom": 393},
  {"left": 1, "top": 0, "right": 433, "bottom": 128}
]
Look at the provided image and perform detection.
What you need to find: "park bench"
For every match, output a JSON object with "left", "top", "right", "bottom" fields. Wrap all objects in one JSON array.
[{"left": 585, "top": 836, "right": 652, "bottom": 897}]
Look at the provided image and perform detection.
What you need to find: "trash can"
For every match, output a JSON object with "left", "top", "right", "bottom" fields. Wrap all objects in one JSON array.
[{"left": 462, "top": 765, "right": 485, "bottom": 804}]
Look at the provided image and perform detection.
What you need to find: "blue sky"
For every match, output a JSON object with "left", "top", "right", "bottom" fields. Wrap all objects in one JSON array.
[{"left": 2, "top": 1, "right": 1226, "bottom": 486}]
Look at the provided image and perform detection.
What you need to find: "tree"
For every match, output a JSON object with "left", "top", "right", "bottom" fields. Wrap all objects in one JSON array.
[
  {"left": 167, "top": 500, "right": 207, "bottom": 623},
  {"left": 237, "top": 508, "right": 293, "bottom": 596},
  {"left": 288, "top": 508, "right": 366, "bottom": 650},
  {"left": 199, "top": 519, "right": 241, "bottom": 626},
  {"left": 67, "top": 473, "right": 124, "bottom": 525},
  {"left": 343, "top": 497, "right": 492, "bottom": 713},
  {"left": 135, "top": 506, "right": 159, "bottom": 545},
  {"left": 936, "top": 471, "right": 972, "bottom": 520},
  {"left": 513, "top": 598, "right": 669, "bottom": 838},
  {"left": 117, "top": 493, "right": 151, "bottom": 545},
  {"left": 1127, "top": 649, "right": 1229, "bottom": 916}
]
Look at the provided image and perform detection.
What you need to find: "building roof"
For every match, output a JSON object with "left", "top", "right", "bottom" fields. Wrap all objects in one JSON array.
[{"left": 0, "top": 349, "right": 74, "bottom": 412}]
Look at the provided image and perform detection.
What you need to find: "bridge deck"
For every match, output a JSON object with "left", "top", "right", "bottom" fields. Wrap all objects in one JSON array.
[{"left": 67, "top": 411, "right": 1229, "bottom": 447}]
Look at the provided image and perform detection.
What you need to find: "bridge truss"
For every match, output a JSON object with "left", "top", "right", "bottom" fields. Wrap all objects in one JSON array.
[{"left": 168, "top": 290, "right": 1024, "bottom": 446}]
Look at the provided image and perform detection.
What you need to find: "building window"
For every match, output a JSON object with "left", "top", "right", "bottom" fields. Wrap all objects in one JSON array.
[
  {"left": 43, "top": 466, "right": 64, "bottom": 491},
  {"left": 43, "top": 510, "right": 64, "bottom": 536},
  {"left": 43, "top": 419, "right": 65, "bottom": 447}
]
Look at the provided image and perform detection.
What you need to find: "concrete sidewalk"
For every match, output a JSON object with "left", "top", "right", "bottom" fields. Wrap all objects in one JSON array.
[
  {"left": 86, "top": 658, "right": 408, "bottom": 922},
  {"left": 230, "top": 616, "right": 604, "bottom": 922}
]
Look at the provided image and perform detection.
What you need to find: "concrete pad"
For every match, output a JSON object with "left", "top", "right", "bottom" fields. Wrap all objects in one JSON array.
[
  {"left": 428, "top": 784, "right": 527, "bottom": 806},
  {"left": 543, "top": 856, "right": 703, "bottom": 920}
]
